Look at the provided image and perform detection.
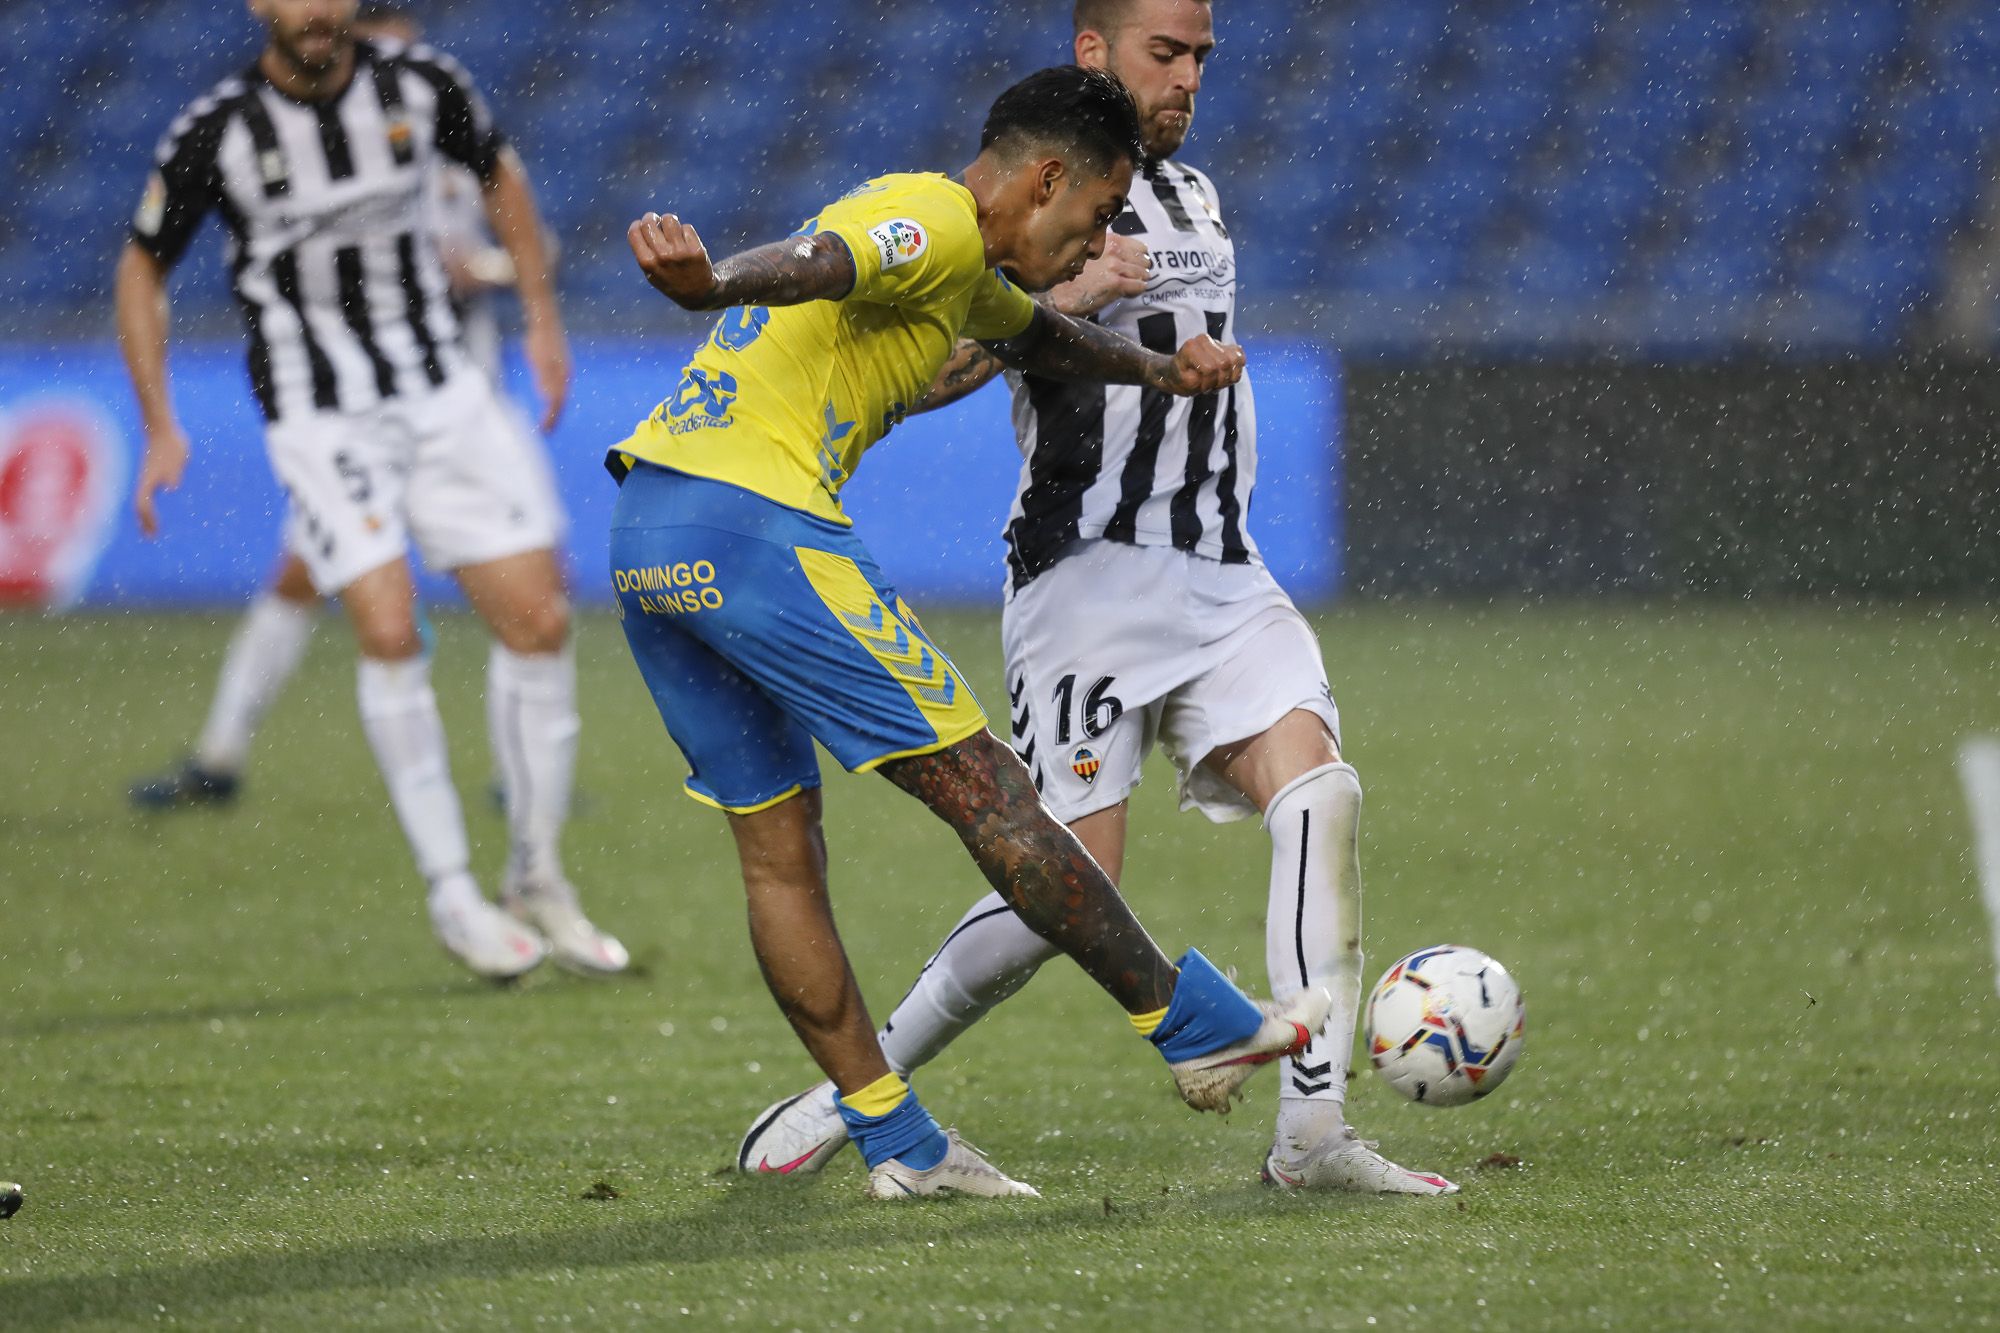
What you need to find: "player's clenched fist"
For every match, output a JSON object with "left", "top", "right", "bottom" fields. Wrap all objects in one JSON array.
[
  {"left": 629, "top": 211, "right": 719, "bottom": 309},
  {"left": 1150, "top": 333, "right": 1245, "bottom": 396}
]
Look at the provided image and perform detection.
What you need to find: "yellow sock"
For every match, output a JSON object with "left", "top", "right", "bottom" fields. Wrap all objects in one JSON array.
[
  {"left": 1128, "top": 1005, "right": 1169, "bottom": 1039},
  {"left": 839, "top": 1071, "right": 909, "bottom": 1119}
]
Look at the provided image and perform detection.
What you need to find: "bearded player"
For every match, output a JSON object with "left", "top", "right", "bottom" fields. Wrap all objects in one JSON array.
[{"left": 119, "top": 0, "right": 625, "bottom": 978}]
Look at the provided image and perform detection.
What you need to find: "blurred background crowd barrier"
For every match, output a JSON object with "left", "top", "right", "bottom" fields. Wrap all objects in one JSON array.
[{"left": 2, "top": 0, "right": 1995, "bottom": 605}]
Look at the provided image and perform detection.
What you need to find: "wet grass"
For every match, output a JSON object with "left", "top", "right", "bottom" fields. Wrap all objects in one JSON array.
[{"left": 3, "top": 602, "right": 1998, "bottom": 1329}]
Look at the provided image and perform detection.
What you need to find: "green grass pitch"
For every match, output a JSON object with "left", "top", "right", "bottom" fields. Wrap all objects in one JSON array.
[{"left": 3, "top": 604, "right": 1997, "bottom": 1328}]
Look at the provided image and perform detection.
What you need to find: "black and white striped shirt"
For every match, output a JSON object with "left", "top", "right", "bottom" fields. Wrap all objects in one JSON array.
[
  {"left": 132, "top": 40, "right": 503, "bottom": 422},
  {"left": 1002, "top": 157, "right": 1257, "bottom": 591}
]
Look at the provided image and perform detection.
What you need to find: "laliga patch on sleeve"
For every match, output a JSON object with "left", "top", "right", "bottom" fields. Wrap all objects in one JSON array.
[
  {"left": 867, "top": 218, "right": 928, "bottom": 271},
  {"left": 135, "top": 172, "right": 167, "bottom": 236}
]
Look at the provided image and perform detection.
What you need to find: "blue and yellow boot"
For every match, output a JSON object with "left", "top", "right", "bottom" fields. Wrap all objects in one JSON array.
[{"left": 1135, "top": 949, "right": 1331, "bottom": 1113}]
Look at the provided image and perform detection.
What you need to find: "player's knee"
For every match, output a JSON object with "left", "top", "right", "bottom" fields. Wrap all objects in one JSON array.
[
  {"left": 351, "top": 606, "right": 424, "bottom": 659},
  {"left": 520, "top": 596, "right": 576, "bottom": 652},
  {"left": 499, "top": 597, "right": 570, "bottom": 655}
]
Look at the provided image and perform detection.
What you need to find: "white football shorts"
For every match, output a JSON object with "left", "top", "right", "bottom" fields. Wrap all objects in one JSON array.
[
  {"left": 1001, "top": 538, "right": 1340, "bottom": 825},
  {"left": 265, "top": 369, "right": 565, "bottom": 594}
]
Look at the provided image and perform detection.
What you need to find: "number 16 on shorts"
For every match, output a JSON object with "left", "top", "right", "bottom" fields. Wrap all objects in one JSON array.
[{"left": 1011, "top": 669, "right": 1125, "bottom": 798}]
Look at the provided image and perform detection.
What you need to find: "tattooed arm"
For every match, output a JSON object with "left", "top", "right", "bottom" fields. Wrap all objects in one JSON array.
[
  {"left": 913, "top": 339, "right": 1007, "bottom": 414},
  {"left": 879, "top": 729, "right": 1177, "bottom": 1013},
  {"left": 984, "top": 305, "right": 1245, "bottom": 398},
  {"left": 626, "top": 211, "right": 856, "bottom": 312}
]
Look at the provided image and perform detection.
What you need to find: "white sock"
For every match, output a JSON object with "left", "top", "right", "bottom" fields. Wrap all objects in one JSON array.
[
  {"left": 356, "top": 655, "right": 470, "bottom": 885},
  {"left": 1266, "top": 762, "right": 1365, "bottom": 1147},
  {"left": 877, "top": 893, "right": 1058, "bottom": 1076},
  {"left": 487, "top": 642, "right": 579, "bottom": 882},
  {"left": 193, "top": 593, "right": 318, "bottom": 774}
]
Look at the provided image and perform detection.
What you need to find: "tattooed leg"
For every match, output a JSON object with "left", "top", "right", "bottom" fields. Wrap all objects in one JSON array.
[
  {"left": 725, "top": 788, "right": 890, "bottom": 1095},
  {"left": 879, "top": 729, "right": 1177, "bottom": 1014}
]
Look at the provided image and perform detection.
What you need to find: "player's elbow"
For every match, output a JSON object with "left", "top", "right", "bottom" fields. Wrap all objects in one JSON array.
[{"left": 978, "top": 316, "right": 1049, "bottom": 371}]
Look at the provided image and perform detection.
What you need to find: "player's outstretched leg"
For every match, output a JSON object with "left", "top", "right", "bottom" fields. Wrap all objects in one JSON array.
[
  {"left": 458, "top": 550, "right": 628, "bottom": 975},
  {"left": 879, "top": 730, "right": 1327, "bottom": 1113},
  {"left": 345, "top": 558, "right": 546, "bottom": 981},
  {"left": 1235, "top": 733, "right": 1456, "bottom": 1196},
  {"left": 726, "top": 790, "right": 1035, "bottom": 1199},
  {"left": 129, "top": 557, "right": 320, "bottom": 809}
]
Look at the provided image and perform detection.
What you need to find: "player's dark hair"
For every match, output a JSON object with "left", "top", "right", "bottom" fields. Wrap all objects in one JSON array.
[{"left": 980, "top": 65, "right": 1142, "bottom": 177}]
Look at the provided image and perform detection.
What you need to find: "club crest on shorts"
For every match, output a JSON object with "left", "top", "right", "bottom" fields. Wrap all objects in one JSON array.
[{"left": 1070, "top": 746, "right": 1100, "bottom": 784}]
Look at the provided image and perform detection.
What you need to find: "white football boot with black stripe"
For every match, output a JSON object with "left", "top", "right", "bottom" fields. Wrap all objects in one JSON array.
[
  {"left": 865, "top": 1130, "right": 1040, "bottom": 1201},
  {"left": 1262, "top": 1127, "right": 1459, "bottom": 1195},
  {"left": 737, "top": 1081, "right": 850, "bottom": 1176}
]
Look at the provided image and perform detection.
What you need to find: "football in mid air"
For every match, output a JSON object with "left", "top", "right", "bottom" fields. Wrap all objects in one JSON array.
[{"left": 1365, "top": 945, "right": 1525, "bottom": 1107}]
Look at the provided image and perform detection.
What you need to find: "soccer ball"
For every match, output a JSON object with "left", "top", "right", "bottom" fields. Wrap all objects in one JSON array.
[{"left": 1365, "top": 945, "right": 1525, "bottom": 1107}]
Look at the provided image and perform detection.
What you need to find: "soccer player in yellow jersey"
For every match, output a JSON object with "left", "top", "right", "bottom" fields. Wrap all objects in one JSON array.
[
  {"left": 608, "top": 66, "right": 1327, "bottom": 1199},
  {"left": 742, "top": 0, "right": 1458, "bottom": 1199}
]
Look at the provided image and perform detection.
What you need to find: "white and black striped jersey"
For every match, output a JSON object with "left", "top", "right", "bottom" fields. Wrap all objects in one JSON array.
[
  {"left": 1002, "top": 157, "right": 1256, "bottom": 591},
  {"left": 132, "top": 40, "right": 503, "bottom": 422}
]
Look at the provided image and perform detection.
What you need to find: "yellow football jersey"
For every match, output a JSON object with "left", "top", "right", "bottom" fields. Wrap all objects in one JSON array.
[{"left": 614, "top": 172, "right": 1038, "bottom": 523}]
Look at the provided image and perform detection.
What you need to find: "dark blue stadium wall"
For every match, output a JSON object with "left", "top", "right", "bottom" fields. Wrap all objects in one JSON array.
[{"left": 1343, "top": 357, "right": 2000, "bottom": 597}]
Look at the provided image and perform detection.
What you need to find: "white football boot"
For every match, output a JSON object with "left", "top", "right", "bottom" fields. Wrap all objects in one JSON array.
[
  {"left": 429, "top": 879, "right": 548, "bottom": 980},
  {"left": 737, "top": 1081, "right": 851, "bottom": 1176},
  {"left": 865, "top": 1130, "right": 1040, "bottom": 1201},
  {"left": 502, "top": 870, "right": 630, "bottom": 975},
  {"left": 1262, "top": 1126, "right": 1459, "bottom": 1195},
  {"left": 1169, "top": 987, "right": 1333, "bottom": 1113}
]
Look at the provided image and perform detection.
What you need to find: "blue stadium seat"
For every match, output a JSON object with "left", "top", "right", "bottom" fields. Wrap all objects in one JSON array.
[
  {"left": 1471, "top": 1, "right": 1600, "bottom": 82},
  {"left": 1425, "top": 85, "right": 1557, "bottom": 162},
  {"left": 1653, "top": 245, "right": 1777, "bottom": 303},
  {"left": 1492, "top": 233, "right": 1621, "bottom": 301},
  {"left": 1801, "top": 234, "right": 1937, "bottom": 340},
  {"left": 1571, "top": 83, "right": 1709, "bottom": 174},
  {"left": 1339, "top": 0, "right": 1451, "bottom": 81},
  {"left": 1383, "top": 157, "right": 1509, "bottom": 249},
  {"left": 1330, "top": 235, "right": 1462, "bottom": 295},
  {"left": 1769, "top": 1, "right": 1905, "bottom": 88},
  {"left": 1883, "top": 85, "right": 1992, "bottom": 158},
  {"left": 0, "top": 0, "right": 1982, "bottom": 353},
  {"left": 1529, "top": 161, "right": 1658, "bottom": 252},
  {"left": 1734, "top": 87, "right": 1863, "bottom": 173},
  {"left": 1848, "top": 158, "right": 1978, "bottom": 246},
  {"left": 1681, "top": 164, "right": 1823, "bottom": 244},
  {"left": 1630, "top": 1, "right": 1756, "bottom": 86}
]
